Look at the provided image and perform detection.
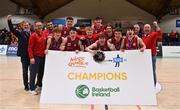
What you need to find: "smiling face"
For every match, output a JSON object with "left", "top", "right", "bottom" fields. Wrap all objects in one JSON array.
[
  {"left": 99, "top": 37, "right": 106, "bottom": 45},
  {"left": 106, "top": 26, "right": 113, "bottom": 33},
  {"left": 46, "top": 22, "right": 54, "bottom": 31},
  {"left": 134, "top": 24, "right": 140, "bottom": 34},
  {"left": 126, "top": 29, "right": 134, "bottom": 38},
  {"left": 22, "top": 22, "right": 30, "bottom": 30},
  {"left": 66, "top": 19, "right": 73, "bottom": 28},
  {"left": 86, "top": 27, "right": 93, "bottom": 38},
  {"left": 114, "top": 31, "right": 122, "bottom": 39},
  {"left": 35, "top": 22, "right": 43, "bottom": 31},
  {"left": 69, "top": 30, "right": 76, "bottom": 38},
  {"left": 144, "top": 24, "right": 151, "bottom": 34}
]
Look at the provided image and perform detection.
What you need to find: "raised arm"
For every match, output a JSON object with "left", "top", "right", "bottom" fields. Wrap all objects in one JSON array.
[
  {"left": 7, "top": 15, "right": 20, "bottom": 38},
  {"left": 153, "top": 21, "right": 162, "bottom": 39}
]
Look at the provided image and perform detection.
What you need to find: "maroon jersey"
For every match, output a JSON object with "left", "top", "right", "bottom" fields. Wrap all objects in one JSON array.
[
  {"left": 65, "top": 36, "right": 80, "bottom": 51},
  {"left": 96, "top": 41, "right": 110, "bottom": 51},
  {"left": 123, "top": 36, "right": 139, "bottom": 50},
  {"left": 102, "top": 31, "right": 114, "bottom": 40},
  {"left": 84, "top": 38, "right": 95, "bottom": 48},
  {"left": 111, "top": 37, "right": 123, "bottom": 50},
  {"left": 62, "top": 26, "right": 70, "bottom": 37},
  {"left": 93, "top": 25, "right": 105, "bottom": 34},
  {"left": 77, "top": 29, "right": 86, "bottom": 36},
  {"left": 49, "top": 37, "right": 62, "bottom": 50}
]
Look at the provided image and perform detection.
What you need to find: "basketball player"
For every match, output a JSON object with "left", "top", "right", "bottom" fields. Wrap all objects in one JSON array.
[
  {"left": 121, "top": 28, "right": 146, "bottom": 52},
  {"left": 85, "top": 34, "right": 115, "bottom": 54},
  {"left": 108, "top": 28, "right": 123, "bottom": 50},
  {"left": 60, "top": 27, "right": 84, "bottom": 52},
  {"left": 45, "top": 27, "right": 63, "bottom": 54}
]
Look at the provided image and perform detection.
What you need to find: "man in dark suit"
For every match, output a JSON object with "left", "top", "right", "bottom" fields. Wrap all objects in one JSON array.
[{"left": 7, "top": 15, "right": 31, "bottom": 91}]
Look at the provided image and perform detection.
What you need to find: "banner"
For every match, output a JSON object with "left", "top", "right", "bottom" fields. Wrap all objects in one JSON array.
[
  {"left": 162, "top": 46, "right": 180, "bottom": 57},
  {"left": 40, "top": 50, "right": 156, "bottom": 105},
  {"left": 0, "top": 45, "right": 8, "bottom": 55},
  {"left": 6, "top": 45, "right": 18, "bottom": 56}
]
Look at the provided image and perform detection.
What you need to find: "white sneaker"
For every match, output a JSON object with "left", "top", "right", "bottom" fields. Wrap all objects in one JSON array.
[
  {"left": 155, "top": 82, "right": 162, "bottom": 94},
  {"left": 29, "top": 90, "right": 38, "bottom": 95},
  {"left": 35, "top": 86, "right": 42, "bottom": 93}
]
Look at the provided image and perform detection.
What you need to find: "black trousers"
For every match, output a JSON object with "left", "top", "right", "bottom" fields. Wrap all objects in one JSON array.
[
  {"left": 20, "top": 57, "right": 30, "bottom": 88},
  {"left": 29, "top": 56, "right": 45, "bottom": 91}
]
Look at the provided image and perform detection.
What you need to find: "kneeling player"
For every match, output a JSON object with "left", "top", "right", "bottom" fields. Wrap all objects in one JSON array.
[{"left": 85, "top": 34, "right": 115, "bottom": 54}]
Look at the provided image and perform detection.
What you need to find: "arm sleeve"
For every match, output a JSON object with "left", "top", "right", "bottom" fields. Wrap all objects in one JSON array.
[
  {"left": 7, "top": 20, "right": 21, "bottom": 39},
  {"left": 28, "top": 34, "right": 35, "bottom": 59}
]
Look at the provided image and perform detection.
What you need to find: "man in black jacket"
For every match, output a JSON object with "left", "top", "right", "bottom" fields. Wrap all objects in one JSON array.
[{"left": 7, "top": 15, "right": 31, "bottom": 91}]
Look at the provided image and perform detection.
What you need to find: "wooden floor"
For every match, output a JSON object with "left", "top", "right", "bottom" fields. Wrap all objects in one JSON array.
[{"left": 0, "top": 56, "right": 179, "bottom": 110}]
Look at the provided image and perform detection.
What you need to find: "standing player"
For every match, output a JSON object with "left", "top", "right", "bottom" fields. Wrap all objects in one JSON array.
[
  {"left": 43, "top": 21, "right": 54, "bottom": 38},
  {"left": 142, "top": 21, "right": 162, "bottom": 86},
  {"left": 60, "top": 27, "right": 84, "bottom": 52},
  {"left": 108, "top": 28, "right": 123, "bottom": 50},
  {"left": 45, "top": 27, "right": 63, "bottom": 54},
  {"left": 121, "top": 28, "right": 146, "bottom": 51},
  {"left": 80, "top": 27, "right": 99, "bottom": 49},
  {"left": 62, "top": 16, "right": 74, "bottom": 37},
  {"left": 134, "top": 24, "right": 143, "bottom": 38},
  {"left": 92, "top": 17, "right": 105, "bottom": 34},
  {"left": 102, "top": 24, "right": 114, "bottom": 40}
]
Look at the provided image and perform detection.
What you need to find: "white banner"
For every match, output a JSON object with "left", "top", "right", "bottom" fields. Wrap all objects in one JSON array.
[
  {"left": 40, "top": 50, "right": 156, "bottom": 105},
  {"left": 0, "top": 45, "right": 8, "bottom": 55},
  {"left": 162, "top": 46, "right": 180, "bottom": 57}
]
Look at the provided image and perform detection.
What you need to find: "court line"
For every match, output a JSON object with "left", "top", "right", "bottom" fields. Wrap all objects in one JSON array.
[{"left": 160, "top": 81, "right": 180, "bottom": 84}]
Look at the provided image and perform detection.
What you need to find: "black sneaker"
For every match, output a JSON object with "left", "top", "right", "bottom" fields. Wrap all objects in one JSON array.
[{"left": 24, "top": 86, "right": 29, "bottom": 91}]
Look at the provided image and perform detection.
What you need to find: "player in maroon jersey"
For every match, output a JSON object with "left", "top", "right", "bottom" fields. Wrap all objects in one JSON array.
[
  {"left": 122, "top": 27, "right": 145, "bottom": 51},
  {"left": 60, "top": 27, "right": 84, "bottom": 52},
  {"left": 85, "top": 34, "right": 115, "bottom": 54},
  {"left": 45, "top": 27, "right": 63, "bottom": 54},
  {"left": 108, "top": 28, "right": 123, "bottom": 50}
]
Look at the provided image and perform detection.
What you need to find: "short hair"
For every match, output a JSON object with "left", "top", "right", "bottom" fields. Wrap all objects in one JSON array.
[
  {"left": 69, "top": 27, "right": 77, "bottom": 32},
  {"left": 53, "top": 27, "right": 62, "bottom": 33},
  {"left": 127, "top": 26, "right": 135, "bottom": 31},
  {"left": 85, "top": 27, "right": 93, "bottom": 31},
  {"left": 47, "top": 21, "right": 52, "bottom": 23},
  {"left": 34, "top": 21, "right": 42, "bottom": 26},
  {"left": 66, "top": 16, "right": 73, "bottom": 21},
  {"left": 78, "top": 23, "right": 86, "bottom": 28},
  {"left": 99, "top": 34, "right": 107, "bottom": 39},
  {"left": 114, "top": 28, "right": 122, "bottom": 32},
  {"left": 105, "top": 24, "right": 113, "bottom": 29},
  {"left": 144, "top": 24, "right": 151, "bottom": 28},
  {"left": 134, "top": 24, "right": 140, "bottom": 28},
  {"left": 94, "top": 16, "right": 102, "bottom": 20}
]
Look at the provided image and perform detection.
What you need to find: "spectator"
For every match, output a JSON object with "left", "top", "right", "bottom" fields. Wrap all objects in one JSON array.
[{"left": 170, "top": 30, "right": 176, "bottom": 45}]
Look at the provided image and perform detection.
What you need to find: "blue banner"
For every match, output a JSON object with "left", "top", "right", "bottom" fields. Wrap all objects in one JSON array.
[
  {"left": 6, "top": 45, "right": 18, "bottom": 56},
  {"left": 176, "top": 20, "right": 180, "bottom": 27}
]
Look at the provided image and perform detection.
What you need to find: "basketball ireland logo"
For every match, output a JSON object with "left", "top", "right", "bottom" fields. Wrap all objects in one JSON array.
[{"left": 75, "top": 85, "right": 90, "bottom": 99}]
